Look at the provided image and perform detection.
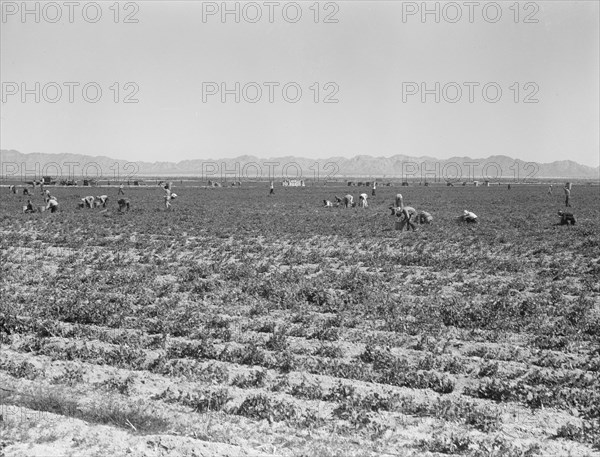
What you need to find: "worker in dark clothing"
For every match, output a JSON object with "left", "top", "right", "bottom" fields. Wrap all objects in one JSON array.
[
  {"left": 118, "top": 198, "right": 130, "bottom": 212},
  {"left": 23, "top": 199, "right": 35, "bottom": 213},
  {"left": 564, "top": 186, "right": 571, "bottom": 207},
  {"left": 557, "top": 210, "right": 576, "bottom": 225}
]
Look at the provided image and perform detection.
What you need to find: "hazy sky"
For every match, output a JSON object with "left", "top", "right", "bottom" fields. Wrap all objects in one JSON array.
[{"left": 1, "top": 1, "right": 599, "bottom": 166}]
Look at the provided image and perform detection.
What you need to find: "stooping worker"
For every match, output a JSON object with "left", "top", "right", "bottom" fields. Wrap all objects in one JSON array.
[
  {"left": 95, "top": 195, "right": 109, "bottom": 208},
  {"left": 343, "top": 194, "right": 354, "bottom": 208},
  {"left": 23, "top": 187, "right": 30, "bottom": 196},
  {"left": 81, "top": 196, "right": 95, "bottom": 208},
  {"left": 557, "top": 210, "right": 576, "bottom": 226},
  {"left": 46, "top": 197, "right": 59, "bottom": 213},
  {"left": 323, "top": 200, "right": 334, "bottom": 207},
  {"left": 460, "top": 210, "right": 478, "bottom": 223},
  {"left": 118, "top": 198, "right": 130, "bottom": 212},
  {"left": 359, "top": 193, "right": 368, "bottom": 208},
  {"left": 416, "top": 210, "right": 433, "bottom": 224},
  {"left": 396, "top": 206, "right": 418, "bottom": 232}
]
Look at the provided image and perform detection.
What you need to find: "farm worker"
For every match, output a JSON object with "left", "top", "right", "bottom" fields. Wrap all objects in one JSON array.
[
  {"left": 343, "top": 194, "right": 354, "bottom": 208},
  {"left": 390, "top": 194, "right": 413, "bottom": 216},
  {"left": 118, "top": 184, "right": 125, "bottom": 195},
  {"left": 96, "top": 195, "right": 108, "bottom": 208},
  {"left": 508, "top": 184, "right": 511, "bottom": 190},
  {"left": 46, "top": 198, "right": 59, "bottom": 213},
  {"left": 389, "top": 205, "right": 416, "bottom": 217},
  {"left": 23, "top": 188, "right": 30, "bottom": 196},
  {"left": 165, "top": 192, "right": 177, "bottom": 209},
  {"left": 8, "top": 185, "right": 15, "bottom": 194},
  {"left": 461, "top": 210, "right": 478, "bottom": 223},
  {"left": 40, "top": 182, "right": 44, "bottom": 193},
  {"left": 395, "top": 194, "right": 403, "bottom": 209},
  {"left": 548, "top": 185, "right": 553, "bottom": 195},
  {"left": 323, "top": 200, "right": 334, "bottom": 207},
  {"left": 564, "top": 185, "right": 571, "bottom": 207},
  {"left": 416, "top": 211, "right": 433, "bottom": 224},
  {"left": 359, "top": 193, "right": 368, "bottom": 208},
  {"left": 397, "top": 207, "right": 417, "bottom": 231},
  {"left": 372, "top": 181, "right": 377, "bottom": 197},
  {"left": 270, "top": 181, "right": 274, "bottom": 195},
  {"left": 81, "top": 196, "right": 95, "bottom": 208},
  {"left": 44, "top": 190, "right": 51, "bottom": 203},
  {"left": 23, "top": 199, "right": 35, "bottom": 213},
  {"left": 557, "top": 210, "right": 576, "bottom": 226},
  {"left": 118, "top": 198, "right": 130, "bottom": 212}
]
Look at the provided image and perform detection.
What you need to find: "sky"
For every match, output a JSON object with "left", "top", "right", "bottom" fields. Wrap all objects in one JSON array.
[{"left": 1, "top": 1, "right": 599, "bottom": 167}]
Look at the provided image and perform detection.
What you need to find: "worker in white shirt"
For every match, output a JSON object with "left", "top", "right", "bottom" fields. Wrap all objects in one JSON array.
[
  {"left": 359, "top": 193, "right": 368, "bottom": 208},
  {"left": 460, "top": 210, "right": 478, "bottom": 223},
  {"left": 343, "top": 194, "right": 354, "bottom": 208},
  {"left": 46, "top": 198, "right": 59, "bottom": 213}
]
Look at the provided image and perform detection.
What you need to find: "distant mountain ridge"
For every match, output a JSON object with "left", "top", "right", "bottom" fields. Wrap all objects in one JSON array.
[{"left": 1, "top": 150, "right": 598, "bottom": 180}]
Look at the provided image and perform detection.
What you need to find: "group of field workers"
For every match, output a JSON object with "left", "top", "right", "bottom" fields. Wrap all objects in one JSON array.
[
  {"left": 13, "top": 179, "right": 576, "bottom": 226},
  {"left": 389, "top": 194, "right": 437, "bottom": 231},
  {"left": 323, "top": 183, "right": 577, "bottom": 230},
  {"left": 21, "top": 187, "right": 59, "bottom": 213}
]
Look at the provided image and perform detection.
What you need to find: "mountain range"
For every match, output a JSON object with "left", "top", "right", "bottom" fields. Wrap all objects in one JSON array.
[{"left": 1, "top": 150, "right": 598, "bottom": 181}]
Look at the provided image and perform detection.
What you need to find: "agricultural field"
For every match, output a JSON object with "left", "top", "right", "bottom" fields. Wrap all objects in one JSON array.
[{"left": 0, "top": 183, "right": 599, "bottom": 457}]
